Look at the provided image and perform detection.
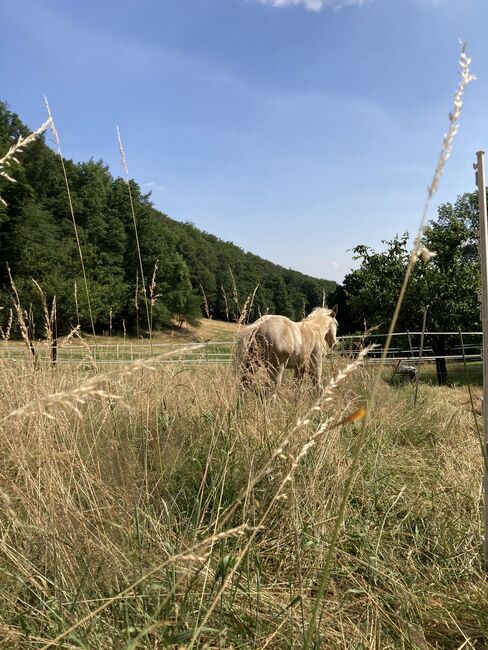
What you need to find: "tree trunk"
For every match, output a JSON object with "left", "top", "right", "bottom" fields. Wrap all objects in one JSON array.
[
  {"left": 435, "top": 357, "right": 448, "bottom": 385},
  {"left": 432, "top": 337, "right": 448, "bottom": 385}
]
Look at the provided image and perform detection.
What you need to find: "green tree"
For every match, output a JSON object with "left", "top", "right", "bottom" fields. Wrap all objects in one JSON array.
[
  {"left": 343, "top": 234, "right": 412, "bottom": 333},
  {"left": 161, "top": 253, "right": 201, "bottom": 327},
  {"left": 264, "top": 275, "right": 293, "bottom": 317},
  {"left": 420, "top": 193, "right": 480, "bottom": 383},
  {"left": 342, "top": 192, "right": 481, "bottom": 384}
]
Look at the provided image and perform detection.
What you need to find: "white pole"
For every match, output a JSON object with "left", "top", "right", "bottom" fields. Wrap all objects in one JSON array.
[{"left": 475, "top": 150, "right": 488, "bottom": 568}]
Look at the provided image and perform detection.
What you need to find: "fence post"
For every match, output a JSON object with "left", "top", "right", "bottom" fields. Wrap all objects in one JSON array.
[
  {"left": 475, "top": 150, "right": 488, "bottom": 569},
  {"left": 50, "top": 305, "right": 58, "bottom": 367},
  {"left": 407, "top": 330, "right": 413, "bottom": 357}
]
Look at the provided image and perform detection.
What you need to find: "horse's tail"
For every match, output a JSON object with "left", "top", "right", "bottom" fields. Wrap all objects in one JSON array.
[{"left": 234, "top": 323, "right": 261, "bottom": 376}]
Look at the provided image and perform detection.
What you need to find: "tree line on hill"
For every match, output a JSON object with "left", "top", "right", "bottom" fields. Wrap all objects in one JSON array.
[{"left": 0, "top": 102, "right": 336, "bottom": 336}]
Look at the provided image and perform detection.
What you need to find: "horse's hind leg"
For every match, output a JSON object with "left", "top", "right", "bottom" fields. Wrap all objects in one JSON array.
[
  {"left": 240, "top": 361, "right": 254, "bottom": 390},
  {"left": 269, "top": 363, "right": 285, "bottom": 397},
  {"left": 293, "top": 366, "right": 305, "bottom": 386},
  {"left": 310, "top": 352, "right": 323, "bottom": 394},
  {"left": 241, "top": 373, "right": 252, "bottom": 391}
]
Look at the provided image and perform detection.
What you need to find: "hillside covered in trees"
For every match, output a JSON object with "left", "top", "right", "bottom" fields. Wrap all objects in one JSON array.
[{"left": 0, "top": 102, "right": 336, "bottom": 335}]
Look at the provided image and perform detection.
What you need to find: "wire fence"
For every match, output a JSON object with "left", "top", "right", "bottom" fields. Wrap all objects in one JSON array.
[{"left": 0, "top": 331, "right": 483, "bottom": 367}]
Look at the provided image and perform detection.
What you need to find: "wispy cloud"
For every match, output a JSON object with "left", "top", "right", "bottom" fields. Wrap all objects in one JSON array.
[
  {"left": 256, "top": 0, "right": 365, "bottom": 11},
  {"left": 142, "top": 181, "right": 168, "bottom": 192}
]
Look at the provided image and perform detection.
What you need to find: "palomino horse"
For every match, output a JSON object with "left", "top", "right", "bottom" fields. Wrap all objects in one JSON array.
[{"left": 235, "top": 306, "right": 338, "bottom": 394}]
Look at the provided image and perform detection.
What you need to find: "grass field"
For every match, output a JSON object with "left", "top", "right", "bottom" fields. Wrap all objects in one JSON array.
[
  {"left": 0, "top": 350, "right": 487, "bottom": 649},
  {"left": 0, "top": 319, "right": 239, "bottom": 366},
  {"left": 419, "top": 361, "right": 483, "bottom": 386},
  {"left": 390, "top": 361, "right": 484, "bottom": 387}
]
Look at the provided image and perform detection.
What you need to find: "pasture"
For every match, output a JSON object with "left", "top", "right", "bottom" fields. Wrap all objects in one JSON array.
[
  {"left": 0, "top": 343, "right": 487, "bottom": 649},
  {"left": 0, "top": 37, "right": 484, "bottom": 649}
]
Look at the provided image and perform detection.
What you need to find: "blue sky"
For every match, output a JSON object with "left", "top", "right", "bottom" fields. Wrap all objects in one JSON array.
[{"left": 1, "top": 0, "right": 487, "bottom": 282}]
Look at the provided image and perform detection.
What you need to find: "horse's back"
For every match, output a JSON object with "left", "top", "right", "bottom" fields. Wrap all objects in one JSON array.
[{"left": 248, "top": 315, "right": 301, "bottom": 363}]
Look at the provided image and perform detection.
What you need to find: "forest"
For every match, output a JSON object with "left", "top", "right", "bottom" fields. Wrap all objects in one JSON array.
[{"left": 0, "top": 102, "right": 336, "bottom": 335}]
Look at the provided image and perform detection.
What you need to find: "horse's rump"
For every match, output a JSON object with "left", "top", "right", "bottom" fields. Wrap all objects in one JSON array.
[{"left": 236, "top": 315, "right": 301, "bottom": 370}]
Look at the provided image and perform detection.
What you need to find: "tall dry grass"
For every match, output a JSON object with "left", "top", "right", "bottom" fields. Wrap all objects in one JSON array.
[
  {"left": 44, "top": 98, "right": 98, "bottom": 349},
  {"left": 117, "top": 127, "right": 153, "bottom": 347},
  {"left": 0, "top": 353, "right": 486, "bottom": 648}
]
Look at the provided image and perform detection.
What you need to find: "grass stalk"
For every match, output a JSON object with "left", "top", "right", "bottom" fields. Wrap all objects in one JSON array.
[
  {"left": 414, "top": 305, "right": 429, "bottom": 406},
  {"left": 116, "top": 126, "right": 153, "bottom": 350},
  {"left": 44, "top": 97, "right": 99, "bottom": 355}
]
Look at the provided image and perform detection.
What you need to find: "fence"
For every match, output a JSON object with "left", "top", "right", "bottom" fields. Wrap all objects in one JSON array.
[
  {"left": 0, "top": 331, "right": 483, "bottom": 367},
  {"left": 338, "top": 331, "right": 483, "bottom": 364}
]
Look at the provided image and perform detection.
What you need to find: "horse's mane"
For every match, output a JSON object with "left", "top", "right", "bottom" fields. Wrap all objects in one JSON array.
[{"left": 303, "top": 307, "right": 335, "bottom": 321}]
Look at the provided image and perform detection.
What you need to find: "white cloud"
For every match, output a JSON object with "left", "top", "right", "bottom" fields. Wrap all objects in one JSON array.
[
  {"left": 256, "top": 0, "right": 364, "bottom": 11},
  {"left": 142, "top": 182, "right": 168, "bottom": 192}
]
